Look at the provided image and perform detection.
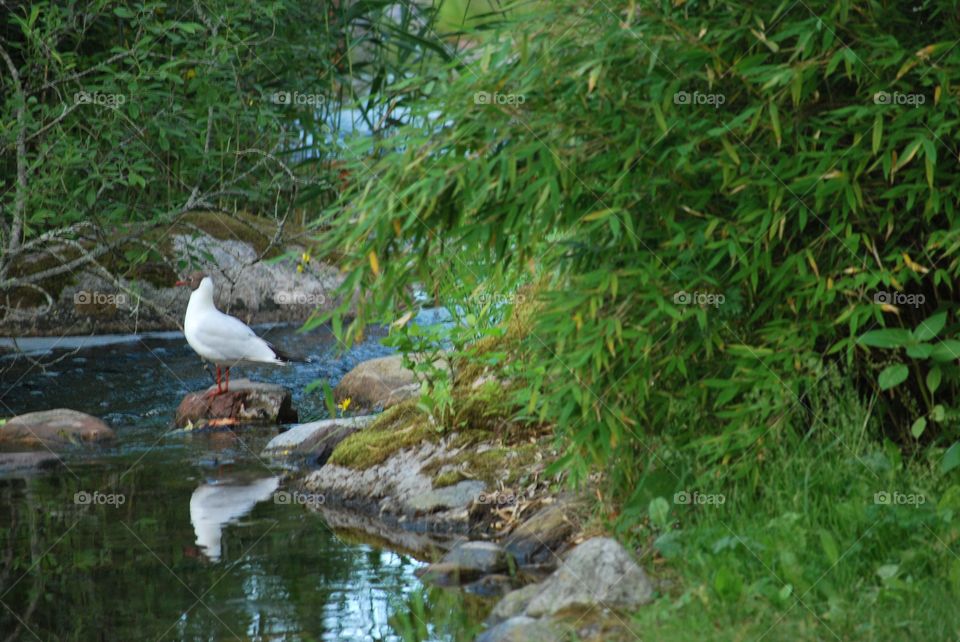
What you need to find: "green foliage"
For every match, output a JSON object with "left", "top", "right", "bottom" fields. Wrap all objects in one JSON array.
[{"left": 316, "top": 0, "right": 960, "bottom": 499}]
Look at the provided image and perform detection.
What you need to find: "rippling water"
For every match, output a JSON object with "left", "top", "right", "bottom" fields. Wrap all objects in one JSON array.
[{"left": 0, "top": 323, "right": 473, "bottom": 641}]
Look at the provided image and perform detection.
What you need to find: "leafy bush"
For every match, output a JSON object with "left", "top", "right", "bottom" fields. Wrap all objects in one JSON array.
[{"left": 317, "top": 0, "right": 960, "bottom": 505}]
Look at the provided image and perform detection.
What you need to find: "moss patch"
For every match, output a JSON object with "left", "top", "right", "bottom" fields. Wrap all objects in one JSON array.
[{"left": 327, "top": 401, "right": 434, "bottom": 469}]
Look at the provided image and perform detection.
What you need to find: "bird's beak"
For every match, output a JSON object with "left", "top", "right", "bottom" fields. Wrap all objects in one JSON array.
[{"left": 175, "top": 280, "right": 188, "bottom": 287}]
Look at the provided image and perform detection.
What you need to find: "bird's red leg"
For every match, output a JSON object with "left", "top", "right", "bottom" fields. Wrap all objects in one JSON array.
[{"left": 224, "top": 367, "right": 230, "bottom": 392}]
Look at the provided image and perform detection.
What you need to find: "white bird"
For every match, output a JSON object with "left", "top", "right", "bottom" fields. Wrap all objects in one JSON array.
[{"left": 176, "top": 271, "right": 290, "bottom": 396}]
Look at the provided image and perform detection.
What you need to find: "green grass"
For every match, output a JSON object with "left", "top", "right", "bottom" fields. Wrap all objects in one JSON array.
[{"left": 622, "top": 369, "right": 960, "bottom": 641}]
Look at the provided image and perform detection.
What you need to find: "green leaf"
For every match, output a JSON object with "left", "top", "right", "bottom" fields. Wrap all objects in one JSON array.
[
  {"left": 943, "top": 442, "right": 960, "bottom": 474},
  {"left": 872, "top": 114, "right": 883, "bottom": 154},
  {"left": 930, "top": 340, "right": 960, "bottom": 362},
  {"left": 648, "top": 497, "right": 670, "bottom": 530},
  {"left": 914, "top": 312, "right": 947, "bottom": 341},
  {"left": 878, "top": 364, "right": 908, "bottom": 390},
  {"left": 906, "top": 344, "right": 933, "bottom": 359},
  {"left": 819, "top": 529, "right": 839, "bottom": 565},
  {"left": 858, "top": 329, "right": 912, "bottom": 348},
  {"left": 927, "top": 367, "right": 943, "bottom": 394},
  {"left": 911, "top": 417, "right": 927, "bottom": 439}
]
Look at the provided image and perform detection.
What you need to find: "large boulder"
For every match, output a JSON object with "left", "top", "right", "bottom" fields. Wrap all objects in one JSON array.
[
  {"left": 523, "top": 537, "right": 653, "bottom": 617},
  {"left": 175, "top": 378, "right": 298, "bottom": 428},
  {"left": 334, "top": 354, "right": 448, "bottom": 411},
  {"left": 0, "top": 409, "right": 115, "bottom": 449},
  {"left": 262, "top": 416, "right": 375, "bottom": 466}
]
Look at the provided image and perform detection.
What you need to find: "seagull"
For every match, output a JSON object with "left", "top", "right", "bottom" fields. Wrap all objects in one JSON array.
[{"left": 176, "top": 271, "right": 290, "bottom": 396}]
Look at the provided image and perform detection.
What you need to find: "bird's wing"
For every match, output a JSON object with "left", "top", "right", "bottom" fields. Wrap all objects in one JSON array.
[{"left": 193, "top": 311, "right": 282, "bottom": 363}]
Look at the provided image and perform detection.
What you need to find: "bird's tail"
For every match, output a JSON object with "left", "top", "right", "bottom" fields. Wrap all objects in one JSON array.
[{"left": 268, "top": 343, "right": 309, "bottom": 364}]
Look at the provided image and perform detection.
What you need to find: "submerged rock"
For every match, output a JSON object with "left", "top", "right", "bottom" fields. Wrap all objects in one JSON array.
[
  {"left": 476, "top": 616, "right": 565, "bottom": 642},
  {"left": 417, "top": 541, "right": 513, "bottom": 587},
  {"left": 175, "top": 378, "right": 298, "bottom": 428},
  {"left": 334, "top": 354, "right": 448, "bottom": 411},
  {"left": 0, "top": 451, "right": 64, "bottom": 474},
  {"left": 524, "top": 537, "right": 653, "bottom": 617},
  {"left": 262, "top": 416, "right": 376, "bottom": 466},
  {"left": 0, "top": 409, "right": 115, "bottom": 449}
]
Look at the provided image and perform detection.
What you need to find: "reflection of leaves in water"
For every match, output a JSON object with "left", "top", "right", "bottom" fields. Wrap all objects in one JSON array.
[{"left": 390, "top": 584, "right": 488, "bottom": 642}]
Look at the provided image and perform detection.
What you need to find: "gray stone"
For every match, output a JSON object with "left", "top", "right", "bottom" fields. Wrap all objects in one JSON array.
[
  {"left": 334, "top": 354, "right": 448, "bottom": 410},
  {"left": 418, "top": 541, "right": 513, "bottom": 587},
  {"left": 303, "top": 436, "right": 489, "bottom": 533},
  {"left": 487, "top": 583, "right": 542, "bottom": 625},
  {"left": 441, "top": 540, "right": 511, "bottom": 573},
  {"left": 407, "top": 480, "right": 486, "bottom": 514},
  {"left": 263, "top": 416, "right": 375, "bottom": 465},
  {"left": 0, "top": 409, "right": 115, "bottom": 449},
  {"left": 524, "top": 537, "right": 653, "bottom": 617},
  {"left": 476, "top": 616, "right": 566, "bottom": 642}
]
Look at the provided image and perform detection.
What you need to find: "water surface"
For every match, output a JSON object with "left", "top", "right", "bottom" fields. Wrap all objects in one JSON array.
[{"left": 0, "top": 324, "right": 463, "bottom": 640}]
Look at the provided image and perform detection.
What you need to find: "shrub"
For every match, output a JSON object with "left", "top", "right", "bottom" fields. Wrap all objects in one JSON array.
[{"left": 316, "top": 0, "right": 960, "bottom": 506}]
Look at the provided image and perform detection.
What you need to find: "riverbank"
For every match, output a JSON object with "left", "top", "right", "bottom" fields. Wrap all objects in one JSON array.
[{"left": 1, "top": 210, "right": 344, "bottom": 337}]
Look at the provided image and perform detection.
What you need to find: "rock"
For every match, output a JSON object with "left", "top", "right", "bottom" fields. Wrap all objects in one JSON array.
[
  {"left": 303, "top": 438, "right": 488, "bottom": 534},
  {"left": 334, "top": 354, "right": 448, "bottom": 410},
  {"left": 442, "top": 541, "right": 512, "bottom": 574},
  {"left": 263, "top": 416, "right": 375, "bottom": 465},
  {"left": 464, "top": 573, "right": 516, "bottom": 598},
  {"left": 486, "top": 583, "right": 542, "bottom": 626},
  {"left": 175, "top": 378, "right": 298, "bottom": 428},
  {"left": 418, "top": 541, "right": 513, "bottom": 587},
  {"left": 476, "top": 616, "right": 565, "bottom": 642},
  {"left": 407, "top": 480, "right": 486, "bottom": 514},
  {"left": 503, "top": 498, "right": 586, "bottom": 565},
  {"left": 416, "top": 562, "right": 485, "bottom": 586},
  {"left": 0, "top": 451, "right": 64, "bottom": 474},
  {"left": 523, "top": 537, "right": 653, "bottom": 617},
  {"left": 0, "top": 409, "right": 115, "bottom": 449}
]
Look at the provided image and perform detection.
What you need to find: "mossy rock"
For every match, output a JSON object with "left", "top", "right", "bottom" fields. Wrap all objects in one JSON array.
[{"left": 326, "top": 402, "right": 435, "bottom": 469}]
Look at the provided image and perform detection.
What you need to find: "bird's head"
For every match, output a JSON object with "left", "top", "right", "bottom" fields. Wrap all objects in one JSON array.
[{"left": 175, "top": 271, "right": 207, "bottom": 291}]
